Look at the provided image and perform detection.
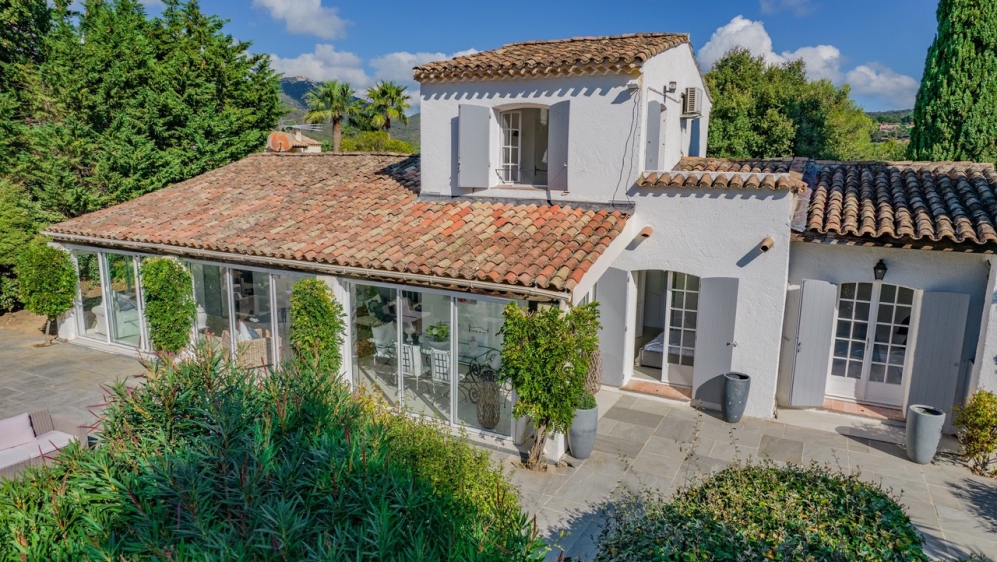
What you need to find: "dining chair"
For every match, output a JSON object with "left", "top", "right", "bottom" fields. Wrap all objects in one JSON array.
[
  {"left": 401, "top": 343, "right": 428, "bottom": 393},
  {"left": 429, "top": 348, "right": 451, "bottom": 402}
]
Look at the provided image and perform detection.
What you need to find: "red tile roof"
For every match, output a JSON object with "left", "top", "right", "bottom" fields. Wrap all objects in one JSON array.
[
  {"left": 676, "top": 156, "right": 805, "bottom": 175},
  {"left": 805, "top": 161, "right": 997, "bottom": 246},
  {"left": 637, "top": 171, "right": 805, "bottom": 193},
  {"left": 46, "top": 153, "right": 628, "bottom": 295},
  {"left": 413, "top": 33, "right": 689, "bottom": 82}
]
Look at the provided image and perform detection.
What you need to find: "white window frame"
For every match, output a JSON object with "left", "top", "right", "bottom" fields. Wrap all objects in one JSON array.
[
  {"left": 68, "top": 245, "right": 151, "bottom": 353},
  {"left": 499, "top": 110, "right": 522, "bottom": 184},
  {"left": 664, "top": 271, "right": 699, "bottom": 387}
]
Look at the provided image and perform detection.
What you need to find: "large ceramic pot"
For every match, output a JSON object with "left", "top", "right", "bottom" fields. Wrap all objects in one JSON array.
[
  {"left": 722, "top": 372, "right": 751, "bottom": 423},
  {"left": 906, "top": 405, "right": 945, "bottom": 464},
  {"left": 567, "top": 405, "right": 598, "bottom": 460}
]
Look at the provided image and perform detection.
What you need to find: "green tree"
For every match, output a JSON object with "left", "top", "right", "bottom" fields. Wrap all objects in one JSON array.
[
  {"left": 705, "top": 48, "right": 875, "bottom": 160},
  {"left": 0, "top": 180, "right": 55, "bottom": 267},
  {"left": 304, "top": 79, "right": 360, "bottom": 152},
  {"left": 289, "top": 278, "right": 346, "bottom": 368},
  {"left": 334, "top": 130, "right": 415, "bottom": 154},
  {"left": 501, "top": 302, "right": 600, "bottom": 469},
  {"left": 14, "top": 242, "right": 76, "bottom": 340},
  {"left": 139, "top": 257, "right": 196, "bottom": 355},
  {"left": 909, "top": 0, "right": 997, "bottom": 163},
  {"left": 365, "top": 80, "right": 411, "bottom": 137}
]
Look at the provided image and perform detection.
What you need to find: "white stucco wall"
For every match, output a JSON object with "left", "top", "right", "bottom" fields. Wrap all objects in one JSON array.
[
  {"left": 638, "top": 43, "right": 711, "bottom": 169},
  {"left": 596, "top": 187, "right": 796, "bottom": 419},
  {"left": 419, "top": 44, "right": 710, "bottom": 203},
  {"left": 776, "top": 241, "right": 992, "bottom": 408}
]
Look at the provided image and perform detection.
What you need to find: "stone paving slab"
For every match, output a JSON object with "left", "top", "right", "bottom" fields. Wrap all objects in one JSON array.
[{"left": 500, "top": 391, "right": 997, "bottom": 561}]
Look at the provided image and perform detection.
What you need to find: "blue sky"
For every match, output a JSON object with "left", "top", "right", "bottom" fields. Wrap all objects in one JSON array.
[{"left": 140, "top": 0, "right": 941, "bottom": 112}]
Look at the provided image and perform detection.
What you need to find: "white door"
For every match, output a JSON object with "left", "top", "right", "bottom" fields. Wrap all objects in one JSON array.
[{"left": 826, "top": 282, "right": 915, "bottom": 407}]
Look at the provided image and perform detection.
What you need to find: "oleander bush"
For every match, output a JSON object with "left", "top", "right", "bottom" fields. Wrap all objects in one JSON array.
[
  {"left": 955, "top": 389, "right": 997, "bottom": 478},
  {"left": 596, "top": 462, "right": 927, "bottom": 561},
  {"left": 139, "top": 257, "right": 196, "bottom": 354},
  {"left": 0, "top": 342, "right": 544, "bottom": 561}
]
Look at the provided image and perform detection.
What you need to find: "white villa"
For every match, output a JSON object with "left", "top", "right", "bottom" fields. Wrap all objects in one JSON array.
[{"left": 46, "top": 33, "right": 997, "bottom": 449}]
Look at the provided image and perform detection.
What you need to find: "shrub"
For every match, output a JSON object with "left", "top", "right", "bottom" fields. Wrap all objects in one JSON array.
[
  {"left": 14, "top": 242, "right": 76, "bottom": 339},
  {"left": 955, "top": 389, "right": 997, "bottom": 477},
  {"left": 0, "top": 272, "right": 19, "bottom": 314},
  {"left": 426, "top": 321, "right": 449, "bottom": 342},
  {"left": 501, "top": 302, "right": 600, "bottom": 468},
  {"left": 0, "top": 343, "right": 544, "bottom": 560},
  {"left": 289, "top": 278, "right": 346, "bottom": 367},
  {"left": 596, "top": 462, "right": 928, "bottom": 561},
  {"left": 575, "top": 390, "right": 597, "bottom": 410},
  {"left": 338, "top": 130, "right": 415, "bottom": 153},
  {"left": 139, "top": 257, "right": 196, "bottom": 354}
]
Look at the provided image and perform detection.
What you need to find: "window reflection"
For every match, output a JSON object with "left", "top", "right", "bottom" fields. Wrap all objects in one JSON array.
[
  {"left": 190, "top": 262, "right": 232, "bottom": 356},
  {"left": 75, "top": 251, "right": 104, "bottom": 340},
  {"left": 456, "top": 298, "right": 511, "bottom": 436},
  {"left": 231, "top": 269, "right": 273, "bottom": 369},
  {"left": 105, "top": 253, "right": 142, "bottom": 347},
  {"left": 351, "top": 284, "right": 398, "bottom": 406}
]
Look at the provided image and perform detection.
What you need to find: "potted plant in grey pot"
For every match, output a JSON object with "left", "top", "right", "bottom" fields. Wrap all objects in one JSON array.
[
  {"left": 424, "top": 322, "right": 450, "bottom": 350},
  {"left": 567, "top": 390, "right": 598, "bottom": 459},
  {"left": 722, "top": 372, "right": 751, "bottom": 423},
  {"left": 906, "top": 405, "right": 946, "bottom": 464}
]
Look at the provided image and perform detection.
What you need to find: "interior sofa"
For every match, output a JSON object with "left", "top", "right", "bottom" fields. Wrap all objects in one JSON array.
[{"left": 0, "top": 410, "right": 87, "bottom": 480}]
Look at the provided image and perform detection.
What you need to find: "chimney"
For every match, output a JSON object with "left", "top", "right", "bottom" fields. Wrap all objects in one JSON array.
[{"left": 294, "top": 129, "right": 302, "bottom": 141}]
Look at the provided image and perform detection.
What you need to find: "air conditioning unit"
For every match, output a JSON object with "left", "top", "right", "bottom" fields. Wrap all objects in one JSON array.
[{"left": 682, "top": 87, "right": 702, "bottom": 118}]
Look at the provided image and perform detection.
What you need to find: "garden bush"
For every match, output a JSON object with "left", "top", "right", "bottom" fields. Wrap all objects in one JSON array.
[
  {"left": 0, "top": 272, "right": 19, "bottom": 314},
  {"left": 13, "top": 242, "right": 76, "bottom": 338},
  {"left": 955, "top": 389, "right": 997, "bottom": 478},
  {"left": 338, "top": 130, "right": 415, "bottom": 153},
  {"left": 0, "top": 342, "right": 544, "bottom": 561},
  {"left": 139, "top": 257, "right": 196, "bottom": 354},
  {"left": 596, "top": 462, "right": 927, "bottom": 561},
  {"left": 289, "top": 278, "right": 346, "bottom": 367}
]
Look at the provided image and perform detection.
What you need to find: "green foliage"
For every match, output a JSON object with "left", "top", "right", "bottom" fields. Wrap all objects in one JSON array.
[
  {"left": 501, "top": 302, "right": 600, "bottom": 467},
  {"left": 365, "top": 80, "right": 411, "bottom": 137},
  {"left": 0, "top": 344, "right": 544, "bottom": 560},
  {"left": 954, "top": 389, "right": 997, "bottom": 478},
  {"left": 139, "top": 257, "right": 196, "bottom": 354},
  {"left": 0, "top": 273, "right": 19, "bottom": 314},
  {"left": 575, "top": 390, "right": 597, "bottom": 410},
  {"left": 289, "top": 278, "right": 346, "bottom": 368},
  {"left": 706, "top": 48, "right": 876, "bottom": 160},
  {"left": 304, "top": 79, "right": 360, "bottom": 152},
  {"left": 597, "top": 462, "right": 927, "bottom": 561},
  {"left": 0, "top": 179, "right": 55, "bottom": 267},
  {"left": 426, "top": 321, "right": 450, "bottom": 342},
  {"left": 336, "top": 130, "right": 415, "bottom": 153},
  {"left": 13, "top": 242, "right": 75, "bottom": 323},
  {"left": 909, "top": 0, "right": 997, "bottom": 163}
]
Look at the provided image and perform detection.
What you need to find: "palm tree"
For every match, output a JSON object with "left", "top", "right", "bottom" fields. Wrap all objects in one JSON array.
[
  {"left": 365, "top": 80, "right": 411, "bottom": 137},
  {"left": 304, "top": 80, "right": 359, "bottom": 152}
]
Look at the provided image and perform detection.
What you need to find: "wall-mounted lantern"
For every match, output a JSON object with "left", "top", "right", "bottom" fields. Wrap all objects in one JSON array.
[{"left": 873, "top": 259, "right": 888, "bottom": 281}]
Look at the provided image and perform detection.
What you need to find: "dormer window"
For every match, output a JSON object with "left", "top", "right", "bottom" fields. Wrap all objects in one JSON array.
[{"left": 499, "top": 109, "right": 549, "bottom": 186}]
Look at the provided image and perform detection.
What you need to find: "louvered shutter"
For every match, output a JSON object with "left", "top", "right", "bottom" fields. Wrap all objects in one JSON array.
[
  {"left": 789, "top": 280, "right": 838, "bottom": 407},
  {"left": 644, "top": 100, "right": 662, "bottom": 170},
  {"left": 547, "top": 101, "right": 570, "bottom": 190},
  {"left": 907, "top": 291, "right": 970, "bottom": 418}
]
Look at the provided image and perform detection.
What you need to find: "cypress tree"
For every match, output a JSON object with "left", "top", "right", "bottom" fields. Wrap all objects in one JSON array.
[{"left": 909, "top": 0, "right": 997, "bottom": 163}]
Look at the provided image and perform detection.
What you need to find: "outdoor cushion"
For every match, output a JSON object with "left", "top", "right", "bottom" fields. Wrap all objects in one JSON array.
[
  {"left": 0, "top": 430, "right": 75, "bottom": 470},
  {"left": 0, "top": 413, "right": 35, "bottom": 450}
]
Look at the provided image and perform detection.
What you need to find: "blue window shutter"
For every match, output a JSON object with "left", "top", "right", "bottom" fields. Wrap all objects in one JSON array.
[
  {"left": 907, "top": 291, "right": 969, "bottom": 418},
  {"left": 644, "top": 100, "right": 662, "bottom": 170},
  {"left": 458, "top": 104, "right": 490, "bottom": 189},
  {"left": 547, "top": 101, "right": 570, "bottom": 190},
  {"left": 692, "top": 277, "right": 739, "bottom": 405},
  {"left": 789, "top": 280, "right": 838, "bottom": 407}
]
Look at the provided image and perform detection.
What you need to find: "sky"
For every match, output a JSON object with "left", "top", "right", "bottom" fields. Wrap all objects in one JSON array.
[{"left": 135, "top": 0, "right": 941, "bottom": 112}]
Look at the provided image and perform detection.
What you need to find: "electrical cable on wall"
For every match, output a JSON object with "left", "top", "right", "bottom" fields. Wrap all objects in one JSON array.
[{"left": 612, "top": 87, "right": 640, "bottom": 209}]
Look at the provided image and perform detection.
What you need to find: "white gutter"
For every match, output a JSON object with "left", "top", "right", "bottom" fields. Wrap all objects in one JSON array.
[{"left": 45, "top": 232, "right": 573, "bottom": 302}]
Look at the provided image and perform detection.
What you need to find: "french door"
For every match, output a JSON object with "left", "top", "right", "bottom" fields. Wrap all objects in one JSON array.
[{"left": 826, "top": 282, "right": 915, "bottom": 407}]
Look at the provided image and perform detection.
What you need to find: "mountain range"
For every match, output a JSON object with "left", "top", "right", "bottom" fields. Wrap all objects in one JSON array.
[{"left": 279, "top": 76, "right": 420, "bottom": 150}]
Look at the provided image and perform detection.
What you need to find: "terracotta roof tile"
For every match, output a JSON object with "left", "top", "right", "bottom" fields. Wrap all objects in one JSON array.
[
  {"left": 675, "top": 156, "right": 803, "bottom": 174},
  {"left": 636, "top": 170, "right": 806, "bottom": 193},
  {"left": 46, "top": 153, "right": 628, "bottom": 295},
  {"left": 414, "top": 33, "right": 688, "bottom": 82},
  {"left": 805, "top": 161, "right": 997, "bottom": 246}
]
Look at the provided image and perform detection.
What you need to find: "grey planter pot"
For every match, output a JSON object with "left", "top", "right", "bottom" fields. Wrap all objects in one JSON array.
[
  {"left": 424, "top": 339, "right": 449, "bottom": 351},
  {"left": 722, "top": 372, "right": 751, "bottom": 423},
  {"left": 567, "top": 405, "right": 598, "bottom": 460},
  {"left": 906, "top": 405, "right": 946, "bottom": 464}
]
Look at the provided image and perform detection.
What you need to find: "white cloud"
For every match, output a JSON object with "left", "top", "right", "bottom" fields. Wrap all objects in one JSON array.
[
  {"left": 845, "top": 64, "right": 919, "bottom": 108},
  {"left": 369, "top": 49, "right": 478, "bottom": 83},
  {"left": 699, "top": 16, "right": 917, "bottom": 108},
  {"left": 759, "top": 0, "right": 814, "bottom": 15},
  {"left": 270, "top": 44, "right": 370, "bottom": 86},
  {"left": 252, "top": 0, "right": 346, "bottom": 40}
]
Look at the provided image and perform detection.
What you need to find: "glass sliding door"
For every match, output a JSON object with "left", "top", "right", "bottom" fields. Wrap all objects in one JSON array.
[
  {"left": 105, "top": 253, "right": 143, "bottom": 347},
  {"left": 399, "top": 290, "right": 451, "bottom": 419},
  {"left": 351, "top": 284, "right": 398, "bottom": 406},
  {"left": 230, "top": 268, "right": 273, "bottom": 369},
  {"left": 272, "top": 274, "right": 299, "bottom": 365},
  {"left": 74, "top": 250, "right": 105, "bottom": 340},
  {"left": 456, "top": 298, "right": 512, "bottom": 436},
  {"left": 190, "top": 262, "right": 232, "bottom": 355}
]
